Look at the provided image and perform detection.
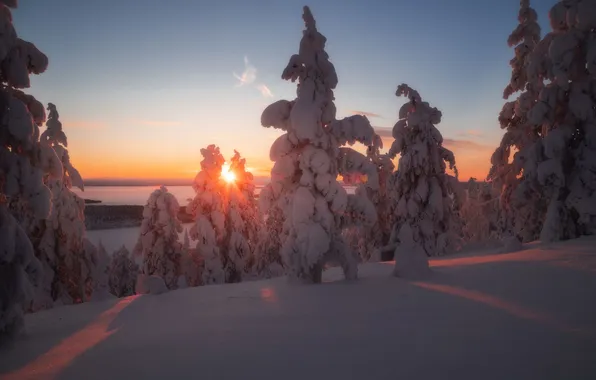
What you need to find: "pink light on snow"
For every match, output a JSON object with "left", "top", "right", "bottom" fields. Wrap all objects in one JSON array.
[
  {"left": 410, "top": 282, "right": 592, "bottom": 336},
  {"left": 260, "top": 287, "right": 278, "bottom": 303},
  {"left": 2, "top": 295, "right": 141, "bottom": 380}
]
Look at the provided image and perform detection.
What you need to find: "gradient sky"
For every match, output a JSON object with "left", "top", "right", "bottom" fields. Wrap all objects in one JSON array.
[{"left": 13, "top": 0, "right": 556, "bottom": 182}]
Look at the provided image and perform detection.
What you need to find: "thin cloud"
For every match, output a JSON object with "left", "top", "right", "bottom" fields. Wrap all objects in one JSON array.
[
  {"left": 256, "top": 84, "right": 273, "bottom": 98},
  {"left": 233, "top": 56, "right": 273, "bottom": 98},
  {"left": 130, "top": 119, "right": 182, "bottom": 127},
  {"left": 233, "top": 56, "right": 257, "bottom": 87},
  {"left": 351, "top": 110, "right": 383, "bottom": 119}
]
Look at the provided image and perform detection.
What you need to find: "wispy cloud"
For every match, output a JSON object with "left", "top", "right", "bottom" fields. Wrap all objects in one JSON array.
[
  {"left": 233, "top": 56, "right": 274, "bottom": 98},
  {"left": 256, "top": 84, "right": 273, "bottom": 98},
  {"left": 130, "top": 119, "right": 182, "bottom": 127},
  {"left": 351, "top": 110, "right": 383, "bottom": 119},
  {"left": 233, "top": 56, "right": 257, "bottom": 87}
]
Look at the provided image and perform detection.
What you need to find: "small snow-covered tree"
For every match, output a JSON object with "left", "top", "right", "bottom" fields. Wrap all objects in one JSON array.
[
  {"left": 487, "top": 0, "right": 546, "bottom": 243},
  {"left": 516, "top": 0, "right": 596, "bottom": 242},
  {"left": 134, "top": 186, "right": 184, "bottom": 290},
  {"left": 254, "top": 202, "right": 285, "bottom": 278},
  {"left": 460, "top": 178, "right": 500, "bottom": 246},
  {"left": 91, "top": 241, "right": 112, "bottom": 301},
  {"left": 259, "top": 6, "right": 379, "bottom": 284},
  {"left": 343, "top": 141, "right": 395, "bottom": 262},
  {"left": 187, "top": 145, "right": 260, "bottom": 284},
  {"left": 0, "top": 1, "right": 61, "bottom": 340},
  {"left": 386, "top": 84, "right": 462, "bottom": 277},
  {"left": 109, "top": 245, "right": 138, "bottom": 298},
  {"left": 29, "top": 103, "right": 96, "bottom": 309}
]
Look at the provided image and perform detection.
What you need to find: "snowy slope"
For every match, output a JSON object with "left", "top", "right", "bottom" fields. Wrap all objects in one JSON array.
[{"left": 1, "top": 237, "right": 595, "bottom": 380}]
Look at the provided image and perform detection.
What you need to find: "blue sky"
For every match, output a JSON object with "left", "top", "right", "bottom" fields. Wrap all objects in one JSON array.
[{"left": 13, "top": 0, "right": 556, "bottom": 180}]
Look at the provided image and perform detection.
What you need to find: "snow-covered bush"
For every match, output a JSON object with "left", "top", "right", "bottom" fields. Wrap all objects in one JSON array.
[
  {"left": 487, "top": 0, "right": 546, "bottom": 243},
  {"left": 136, "top": 274, "right": 168, "bottom": 295},
  {"left": 0, "top": 1, "right": 60, "bottom": 340},
  {"left": 134, "top": 186, "right": 184, "bottom": 290},
  {"left": 385, "top": 84, "right": 463, "bottom": 277},
  {"left": 28, "top": 103, "right": 97, "bottom": 310},
  {"left": 187, "top": 145, "right": 260, "bottom": 284},
  {"left": 259, "top": 6, "right": 379, "bottom": 283},
  {"left": 516, "top": 0, "right": 596, "bottom": 242},
  {"left": 108, "top": 245, "right": 138, "bottom": 298}
]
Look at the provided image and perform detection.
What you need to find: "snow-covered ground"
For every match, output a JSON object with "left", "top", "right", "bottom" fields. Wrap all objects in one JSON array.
[{"left": 1, "top": 237, "right": 595, "bottom": 380}]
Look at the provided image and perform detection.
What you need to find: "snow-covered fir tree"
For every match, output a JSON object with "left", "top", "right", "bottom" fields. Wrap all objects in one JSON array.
[
  {"left": 224, "top": 150, "right": 260, "bottom": 282},
  {"left": 30, "top": 103, "right": 97, "bottom": 309},
  {"left": 0, "top": 1, "right": 62, "bottom": 340},
  {"left": 109, "top": 245, "right": 139, "bottom": 298},
  {"left": 518, "top": 0, "right": 596, "bottom": 242},
  {"left": 134, "top": 186, "right": 184, "bottom": 290},
  {"left": 385, "top": 84, "right": 463, "bottom": 277},
  {"left": 187, "top": 145, "right": 226, "bottom": 285},
  {"left": 259, "top": 6, "right": 380, "bottom": 283},
  {"left": 187, "top": 145, "right": 260, "bottom": 284},
  {"left": 487, "top": 0, "right": 546, "bottom": 243}
]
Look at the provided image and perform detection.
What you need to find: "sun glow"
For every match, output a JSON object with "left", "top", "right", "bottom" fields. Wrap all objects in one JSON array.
[{"left": 221, "top": 163, "right": 236, "bottom": 183}]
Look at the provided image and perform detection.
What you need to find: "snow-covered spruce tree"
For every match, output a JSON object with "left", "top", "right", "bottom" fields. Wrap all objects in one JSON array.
[
  {"left": 187, "top": 146, "right": 260, "bottom": 284},
  {"left": 486, "top": 0, "right": 546, "bottom": 243},
  {"left": 224, "top": 150, "right": 260, "bottom": 282},
  {"left": 385, "top": 84, "right": 463, "bottom": 277},
  {"left": 134, "top": 186, "right": 184, "bottom": 290},
  {"left": 259, "top": 6, "right": 379, "bottom": 284},
  {"left": 343, "top": 137, "right": 395, "bottom": 262},
  {"left": 108, "top": 245, "right": 139, "bottom": 298},
  {"left": 516, "top": 0, "right": 596, "bottom": 242},
  {"left": 187, "top": 145, "right": 226, "bottom": 285},
  {"left": 30, "top": 103, "right": 97, "bottom": 309},
  {"left": 0, "top": 1, "right": 63, "bottom": 340}
]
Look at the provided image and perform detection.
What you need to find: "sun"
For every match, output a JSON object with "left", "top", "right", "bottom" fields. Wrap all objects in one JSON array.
[{"left": 221, "top": 163, "right": 236, "bottom": 183}]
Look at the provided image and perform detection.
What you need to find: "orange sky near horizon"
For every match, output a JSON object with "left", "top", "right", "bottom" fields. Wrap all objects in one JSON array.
[{"left": 70, "top": 136, "right": 494, "bottom": 183}]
